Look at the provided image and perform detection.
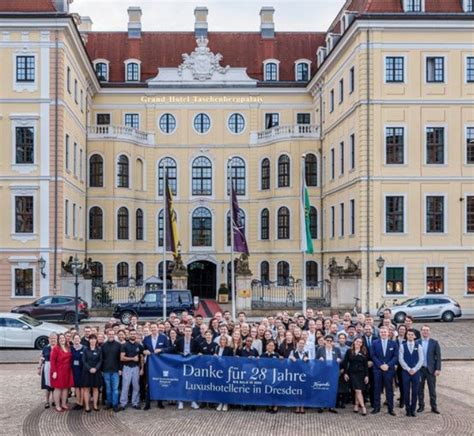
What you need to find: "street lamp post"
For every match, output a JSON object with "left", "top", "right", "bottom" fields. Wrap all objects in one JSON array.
[{"left": 70, "top": 255, "right": 83, "bottom": 331}]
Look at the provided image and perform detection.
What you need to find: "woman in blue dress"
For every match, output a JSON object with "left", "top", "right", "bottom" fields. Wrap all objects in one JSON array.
[{"left": 70, "top": 333, "right": 85, "bottom": 410}]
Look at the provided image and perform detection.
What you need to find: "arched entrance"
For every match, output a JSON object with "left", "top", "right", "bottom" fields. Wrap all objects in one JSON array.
[{"left": 187, "top": 260, "right": 216, "bottom": 299}]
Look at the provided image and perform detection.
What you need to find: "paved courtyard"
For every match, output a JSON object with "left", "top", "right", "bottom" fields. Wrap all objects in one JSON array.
[{"left": 0, "top": 361, "right": 472, "bottom": 436}]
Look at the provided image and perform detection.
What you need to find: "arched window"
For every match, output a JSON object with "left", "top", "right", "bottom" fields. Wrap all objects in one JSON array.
[
  {"left": 192, "top": 156, "right": 212, "bottom": 196},
  {"left": 278, "top": 155, "right": 290, "bottom": 187},
  {"left": 89, "top": 154, "right": 103, "bottom": 187},
  {"left": 228, "top": 113, "right": 245, "bottom": 134},
  {"left": 260, "top": 208, "right": 270, "bottom": 240},
  {"left": 158, "top": 157, "right": 177, "bottom": 196},
  {"left": 277, "top": 261, "right": 290, "bottom": 286},
  {"left": 306, "top": 261, "right": 318, "bottom": 286},
  {"left": 296, "top": 62, "right": 309, "bottom": 81},
  {"left": 158, "top": 260, "right": 173, "bottom": 284},
  {"left": 261, "top": 261, "right": 270, "bottom": 284},
  {"left": 261, "top": 158, "right": 270, "bottom": 190},
  {"left": 277, "top": 206, "right": 290, "bottom": 239},
  {"left": 117, "top": 155, "right": 129, "bottom": 188},
  {"left": 116, "top": 262, "right": 129, "bottom": 287},
  {"left": 265, "top": 62, "right": 278, "bottom": 81},
  {"left": 95, "top": 62, "right": 108, "bottom": 82},
  {"left": 135, "top": 261, "right": 144, "bottom": 286},
  {"left": 305, "top": 153, "right": 318, "bottom": 187},
  {"left": 309, "top": 206, "right": 318, "bottom": 239},
  {"left": 159, "top": 113, "right": 176, "bottom": 134},
  {"left": 157, "top": 209, "right": 164, "bottom": 247},
  {"left": 90, "top": 261, "right": 103, "bottom": 286},
  {"left": 227, "top": 157, "right": 246, "bottom": 195},
  {"left": 193, "top": 113, "right": 211, "bottom": 134},
  {"left": 126, "top": 62, "right": 139, "bottom": 82},
  {"left": 192, "top": 207, "right": 212, "bottom": 246},
  {"left": 135, "top": 158, "right": 144, "bottom": 191},
  {"left": 117, "top": 207, "right": 129, "bottom": 240},
  {"left": 89, "top": 206, "right": 103, "bottom": 240},
  {"left": 227, "top": 208, "right": 246, "bottom": 246},
  {"left": 136, "top": 208, "right": 144, "bottom": 240}
]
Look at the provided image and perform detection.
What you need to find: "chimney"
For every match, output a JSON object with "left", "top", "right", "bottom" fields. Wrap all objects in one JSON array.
[
  {"left": 260, "top": 6, "right": 275, "bottom": 39},
  {"left": 54, "top": 0, "right": 73, "bottom": 13},
  {"left": 78, "top": 16, "right": 93, "bottom": 33},
  {"left": 127, "top": 6, "right": 142, "bottom": 38},
  {"left": 194, "top": 6, "right": 208, "bottom": 39}
]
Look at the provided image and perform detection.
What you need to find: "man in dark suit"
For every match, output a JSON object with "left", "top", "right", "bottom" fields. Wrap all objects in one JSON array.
[
  {"left": 176, "top": 326, "right": 200, "bottom": 410},
  {"left": 362, "top": 324, "right": 376, "bottom": 407},
  {"left": 370, "top": 326, "right": 398, "bottom": 415},
  {"left": 417, "top": 325, "right": 441, "bottom": 414}
]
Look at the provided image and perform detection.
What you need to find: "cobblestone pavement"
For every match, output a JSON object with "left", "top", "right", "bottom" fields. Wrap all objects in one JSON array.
[{"left": 0, "top": 362, "right": 472, "bottom": 436}]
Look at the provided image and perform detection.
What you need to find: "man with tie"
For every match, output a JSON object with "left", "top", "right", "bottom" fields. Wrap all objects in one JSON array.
[
  {"left": 417, "top": 325, "right": 441, "bottom": 414},
  {"left": 362, "top": 325, "right": 375, "bottom": 407},
  {"left": 399, "top": 329, "right": 424, "bottom": 417},
  {"left": 176, "top": 326, "right": 200, "bottom": 410},
  {"left": 370, "top": 326, "right": 398, "bottom": 415}
]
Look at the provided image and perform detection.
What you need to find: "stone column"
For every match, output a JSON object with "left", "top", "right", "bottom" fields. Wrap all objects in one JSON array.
[
  {"left": 171, "top": 253, "right": 188, "bottom": 290},
  {"left": 235, "top": 254, "right": 252, "bottom": 311}
]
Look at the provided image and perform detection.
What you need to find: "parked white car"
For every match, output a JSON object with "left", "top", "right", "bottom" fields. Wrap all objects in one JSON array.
[{"left": 0, "top": 313, "right": 67, "bottom": 349}]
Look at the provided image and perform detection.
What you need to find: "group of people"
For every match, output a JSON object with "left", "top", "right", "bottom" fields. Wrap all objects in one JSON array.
[{"left": 38, "top": 307, "right": 442, "bottom": 417}]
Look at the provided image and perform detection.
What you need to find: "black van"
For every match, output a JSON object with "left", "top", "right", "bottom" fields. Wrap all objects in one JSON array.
[{"left": 112, "top": 289, "right": 195, "bottom": 324}]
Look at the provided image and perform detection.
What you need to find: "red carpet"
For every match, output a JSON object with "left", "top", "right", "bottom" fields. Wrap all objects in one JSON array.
[{"left": 195, "top": 299, "right": 223, "bottom": 318}]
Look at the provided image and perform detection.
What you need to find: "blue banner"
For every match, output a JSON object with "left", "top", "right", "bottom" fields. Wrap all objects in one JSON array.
[{"left": 148, "top": 354, "right": 339, "bottom": 407}]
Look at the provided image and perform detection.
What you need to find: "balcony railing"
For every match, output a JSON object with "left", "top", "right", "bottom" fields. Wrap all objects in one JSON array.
[
  {"left": 88, "top": 125, "right": 154, "bottom": 145},
  {"left": 250, "top": 124, "right": 320, "bottom": 145}
]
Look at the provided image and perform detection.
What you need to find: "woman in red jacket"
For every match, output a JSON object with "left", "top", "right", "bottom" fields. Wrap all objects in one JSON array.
[{"left": 50, "top": 333, "right": 74, "bottom": 412}]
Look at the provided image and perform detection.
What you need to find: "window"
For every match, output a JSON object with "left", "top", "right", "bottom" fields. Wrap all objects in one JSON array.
[
  {"left": 277, "top": 207, "right": 290, "bottom": 239},
  {"left": 227, "top": 157, "right": 246, "bottom": 195},
  {"left": 339, "top": 79, "right": 344, "bottom": 103},
  {"left": 157, "top": 209, "right": 164, "bottom": 247},
  {"left": 309, "top": 206, "right": 318, "bottom": 239},
  {"left": 467, "top": 57, "right": 474, "bottom": 83},
  {"left": 72, "top": 203, "right": 77, "bottom": 237},
  {"left": 14, "top": 268, "right": 33, "bottom": 297},
  {"left": 15, "top": 196, "right": 33, "bottom": 233},
  {"left": 467, "top": 267, "right": 474, "bottom": 295},
  {"left": 158, "top": 157, "right": 177, "bottom": 196},
  {"left": 466, "top": 127, "right": 474, "bottom": 164},
  {"left": 385, "top": 57, "right": 404, "bottom": 83},
  {"left": 95, "top": 62, "right": 108, "bottom": 81},
  {"left": 126, "top": 62, "right": 139, "bottom": 82},
  {"left": 277, "top": 261, "right": 290, "bottom": 286},
  {"left": 117, "top": 155, "right": 129, "bottom": 188},
  {"left": 135, "top": 262, "right": 144, "bottom": 286},
  {"left": 136, "top": 208, "right": 144, "bottom": 240},
  {"left": 385, "top": 196, "right": 404, "bottom": 233},
  {"left": 124, "top": 113, "right": 139, "bottom": 129},
  {"left": 73, "top": 142, "right": 77, "bottom": 175},
  {"left": 426, "top": 267, "right": 445, "bottom": 294},
  {"left": 65, "top": 199, "right": 69, "bottom": 236},
  {"left": 261, "top": 158, "right": 270, "bottom": 190},
  {"left": 385, "top": 267, "right": 405, "bottom": 295},
  {"left": 426, "top": 127, "right": 445, "bottom": 164},
  {"left": 426, "top": 195, "right": 445, "bottom": 233},
  {"left": 349, "top": 67, "right": 355, "bottom": 93},
  {"left": 67, "top": 66, "right": 71, "bottom": 92},
  {"left": 330, "top": 206, "right": 335, "bottom": 238},
  {"left": 330, "top": 148, "right": 335, "bottom": 179},
  {"left": 192, "top": 207, "right": 212, "bottom": 246},
  {"left": 89, "top": 154, "right": 103, "bottom": 187},
  {"left": 405, "top": 0, "right": 422, "bottom": 12},
  {"left": 306, "top": 261, "right": 318, "bottom": 286},
  {"left": 350, "top": 199, "right": 355, "bottom": 235},
  {"left": 80, "top": 90, "right": 84, "bottom": 112},
  {"left": 193, "top": 113, "right": 211, "bottom": 134},
  {"left": 329, "top": 89, "right": 334, "bottom": 112},
  {"left": 265, "top": 113, "right": 279, "bottom": 129},
  {"left": 90, "top": 262, "right": 103, "bottom": 286},
  {"left": 465, "top": 0, "right": 473, "bottom": 12},
  {"left": 386, "top": 127, "right": 405, "bottom": 164},
  {"left": 297, "top": 113, "right": 311, "bottom": 125},
  {"left": 135, "top": 159, "right": 143, "bottom": 190},
  {"left": 74, "top": 79, "right": 78, "bottom": 103},
  {"left": 79, "top": 149, "right": 83, "bottom": 180},
  {"left": 117, "top": 207, "right": 129, "bottom": 240},
  {"left": 277, "top": 155, "right": 290, "bottom": 187},
  {"left": 350, "top": 134, "right": 355, "bottom": 170},
  {"left": 89, "top": 207, "right": 103, "bottom": 240},
  {"left": 65, "top": 134, "right": 69, "bottom": 170},
  {"left": 228, "top": 113, "right": 245, "bottom": 134},
  {"left": 97, "top": 114, "right": 110, "bottom": 125},
  {"left": 15, "top": 127, "right": 34, "bottom": 164},
  {"left": 16, "top": 56, "right": 35, "bottom": 82},
  {"left": 426, "top": 57, "right": 445, "bottom": 83},
  {"left": 260, "top": 261, "right": 270, "bottom": 284},
  {"left": 260, "top": 208, "right": 270, "bottom": 240},
  {"left": 305, "top": 154, "right": 317, "bottom": 187},
  {"left": 340, "top": 142, "right": 345, "bottom": 175},
  {"left": 159, "top": 113, "right": 176, "bottom": 134},
  {"left": 117, "top": 262, "right": 129, "bottom": 287},
  {"left": 226, "top": 209, "right": 246, "bottom": 246},
  {"left": 466, "top": 196, "right": 474, "bottom": 233},
  {"left": 192, "top": 156, "right": 212, "bottom": 196},
  {"left": 296, "top": 62, "right": 309, "bottom": 81},
  {"left": 339, "top": 203, "right": 345, "bottom": 237},
  {"left": 265, "top": 62, "right": 278, "bottom": 81}
]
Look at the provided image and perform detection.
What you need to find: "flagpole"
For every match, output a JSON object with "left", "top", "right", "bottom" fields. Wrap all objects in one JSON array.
[
  {"left": 301, "top": 154, "right": 307, "bottom": 315},
  {"left": 162, "top": 166, "right": 167, "bottom": 321},
  {"left": 228, "top": 157, "right": 236, "bottom": 321}
]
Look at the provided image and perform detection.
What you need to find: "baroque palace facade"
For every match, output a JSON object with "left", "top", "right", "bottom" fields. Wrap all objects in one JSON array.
[{"left": 0, "top": 0, "right": 473, "bottom": 313}]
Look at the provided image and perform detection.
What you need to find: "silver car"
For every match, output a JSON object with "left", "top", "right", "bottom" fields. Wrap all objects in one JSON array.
[
  {"left": 378, "top": 296, "right": 462, "bottom": 323},
  {"left": 0, "top": 313, "right": 67, "bottom": 349}
]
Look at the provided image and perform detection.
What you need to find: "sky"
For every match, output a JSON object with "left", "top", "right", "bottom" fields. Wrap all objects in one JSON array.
[{"left": 70, "top": 0, "right": 347, "bottom": 32}]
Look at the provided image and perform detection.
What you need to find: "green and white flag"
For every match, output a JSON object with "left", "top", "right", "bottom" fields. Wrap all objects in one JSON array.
[{"left": 301, "top": 182, "right": 314, "bottom": 254}]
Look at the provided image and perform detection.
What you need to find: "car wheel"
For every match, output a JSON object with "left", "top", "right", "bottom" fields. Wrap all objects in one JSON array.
[
  {"left": 394, "top": 312, "right": 406, "bottom": 323},
  {"left": 441, "top": 311, "right": 454, "bottom": 322},
  {"left": 64, "top": 312, "right": 76, "bottom": 324},
  {"left": 35, "top": 336, "right": 49, "bottom": 350},
  {"left": 120, "top": 311, "right": 134, "bottom": 325}
]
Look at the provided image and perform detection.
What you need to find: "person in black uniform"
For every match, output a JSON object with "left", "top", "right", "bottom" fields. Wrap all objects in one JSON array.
[
  {"left": 237, "top": 337, "right": 259, "bottom": 358},
  {"left": 215, "top": 335, "right": 234, "bottom": 357},
  {"left": 278, "top": 331, "right": 295, "bottom": 358},
  {"left": 81, "top": 334, "right": 103, "bottom": 412},
  {"left": 343, "top": 337, "right": 369, "bottom": 416},
  {"left": 199, "top": 330, "right": 217, "bottom": 355},
  {"left": 261, "top": 340, "right": 280, "bottom": 414},
  {"left": 162, "top": 329, "right": 180, "bottom": 354},
  {"left": 70, "top": 333, "right": 85, "bottom": 410}
]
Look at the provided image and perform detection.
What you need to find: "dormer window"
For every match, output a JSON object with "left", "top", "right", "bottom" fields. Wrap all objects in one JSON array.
[
  {"left": 464, "top": 0, "right": 473, "bottom": 12},
  {"left": 404, "top": 0, "right": 424, "bottom": 12},
  {"left": 264, "top": 60, "right": 279, "bottom": 81},
  {"left": 317, "top": 47, "right": 327, "bottom": 68},
  {"left": 95, "top": 62, "right": 108, "bottom": 82},
  {"left": 125, "top": 59, "right": 141, "bottom": 82},
  {"left": 295, "top": 60, "right": 311, "bottom": 81}
]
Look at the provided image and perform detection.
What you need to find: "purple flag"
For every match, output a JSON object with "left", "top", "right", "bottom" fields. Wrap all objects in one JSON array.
[{"left": 231, "top": 186, "right": 249, "bottom": 255}]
